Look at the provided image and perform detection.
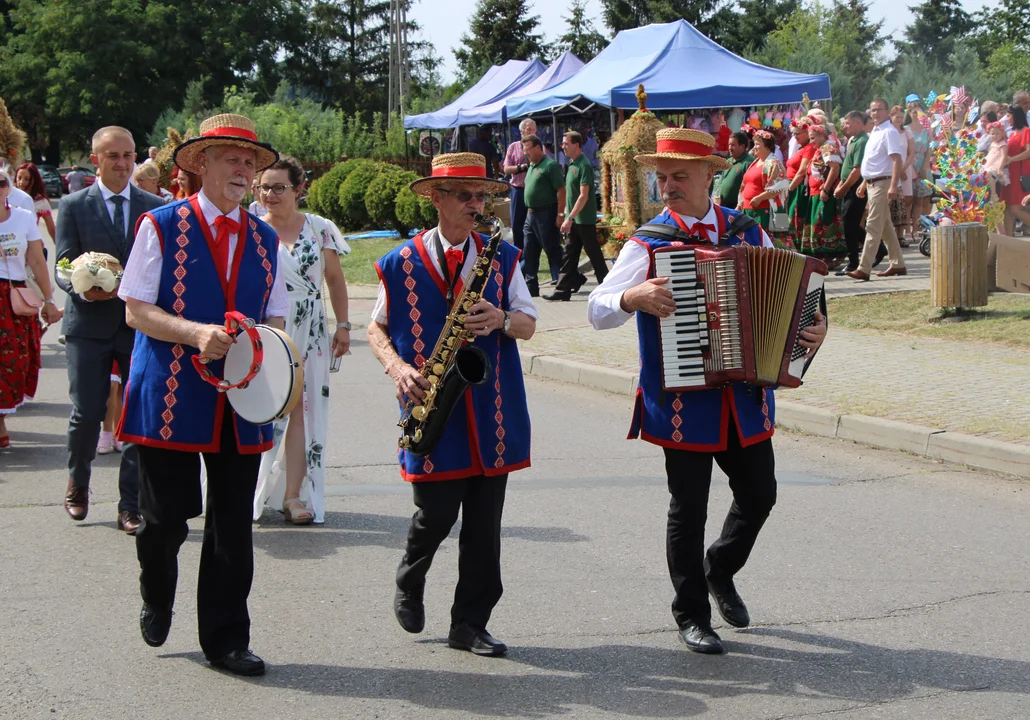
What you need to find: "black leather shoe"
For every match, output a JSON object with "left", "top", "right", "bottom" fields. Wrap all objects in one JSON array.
[
  {"left": 571, "top": 272, "right": 589, "bottom": 293},
  {"left": 447, "top": 624, "right": 507, "bottom": 656},
  {"left": 707, "top": 574, "right": 751, "bottom": 628},
  {"left": 678, "top": 621, "right": 724, "bottom": 654},
  {"left": 394, "top": 586, "right": 425, "bottom": 634},
  {"left": 209, "top": 649, "right": 265, "bottom": 676},
  {"left": 542, "top": 291, "right": 571, "bottom": 301},
  {"left": 139, "top": 603, "right": 172, "bottom": 648}
]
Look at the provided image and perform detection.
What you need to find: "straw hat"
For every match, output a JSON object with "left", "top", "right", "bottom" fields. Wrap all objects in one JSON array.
[
  {"left": 634, "top": 128, "right": 730, "bottom": 170},
  {"left": 409, "top": 152, "right": 510, "bottom": 198},
  {"left": 173, "top": 113, "right": 278, "bottom": 174}
]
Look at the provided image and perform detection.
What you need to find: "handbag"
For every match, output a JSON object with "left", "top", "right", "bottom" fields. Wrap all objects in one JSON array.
[
  {"left": 770, "top": 212, "right": 790, "bottom": 233},
  {"left": 2, "top": 246, "right": 43, "bottom": 316},
  {"left": 1020, "top": 174, "right": 1030, "bottom": 193}
]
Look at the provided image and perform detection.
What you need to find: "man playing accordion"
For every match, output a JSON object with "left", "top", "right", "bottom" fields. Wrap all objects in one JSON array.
[{"left": 587, "top": 128, "right": 827, "bottom": 654}]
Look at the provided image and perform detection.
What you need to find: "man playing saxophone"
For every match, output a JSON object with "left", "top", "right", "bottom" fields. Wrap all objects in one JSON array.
[{"left": 368, "top": 153, "right": 537, "bottom": 657}]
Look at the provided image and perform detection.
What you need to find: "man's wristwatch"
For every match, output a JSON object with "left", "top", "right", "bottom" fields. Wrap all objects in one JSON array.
[
  {"left": 44, "top": 298, "right": 56, "bottom": 306},
  {"left": 338, "top": 321, "right": 352, "bottom": 331},
  {"left": 502, "top": 311, "right": 511, "bottom": 334}
]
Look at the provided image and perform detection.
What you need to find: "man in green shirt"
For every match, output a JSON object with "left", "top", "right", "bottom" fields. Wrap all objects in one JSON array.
[
  {"left": 544, "top": 130, "right": 608, "bottom": 301},
  {"left": 833, "top": 110, "right": 883, "bottom": 273},
  {"left": 521, "top": 134, "right": 565, "bottom": 297},
  {"left": 716, "top": 131, "right": 752, "bottom": 210}
]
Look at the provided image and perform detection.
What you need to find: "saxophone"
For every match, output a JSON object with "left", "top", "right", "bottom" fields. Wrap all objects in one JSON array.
[{"left": 397, "top": 215, "right": 504, "bottom": 456}]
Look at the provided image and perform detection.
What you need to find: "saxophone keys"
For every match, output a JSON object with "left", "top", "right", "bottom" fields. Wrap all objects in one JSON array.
[
  {"left": 428, "top": 375, "right": 440, "bottom": 385},
  {"left": 433, "top": 363, "right": 446, "bottom": 376},
  {"left": 414, "top": 429, "right": 423, "bottom": 443}
]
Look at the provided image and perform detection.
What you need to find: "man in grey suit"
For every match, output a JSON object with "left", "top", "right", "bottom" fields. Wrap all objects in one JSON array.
[{"left": 55, "top": 126, "right": 164, "bottom": 533}]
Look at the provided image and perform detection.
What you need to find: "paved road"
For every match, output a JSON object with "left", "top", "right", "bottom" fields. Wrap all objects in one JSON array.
[{"left": 2, "top": 327, "right": 1029, "bottom": 719}]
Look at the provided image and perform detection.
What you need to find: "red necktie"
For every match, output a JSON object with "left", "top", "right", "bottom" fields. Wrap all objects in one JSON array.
[{"left": 213, "top": 215, "right": 240, "bottom": 280}]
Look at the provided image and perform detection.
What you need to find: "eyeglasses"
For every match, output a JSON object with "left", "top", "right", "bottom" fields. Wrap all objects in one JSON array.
[
  {"left": 438, "top": 188, "right": 488, "bottom": 203},
  {"left": 258, "top": 183, "right": 294, "bottom": 195},
  {"left": 0, "top": 180, "right": 8, "bottom": 188}
]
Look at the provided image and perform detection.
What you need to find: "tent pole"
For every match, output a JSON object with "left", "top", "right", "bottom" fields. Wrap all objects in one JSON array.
[
  {"left": 552, "top": 113, "right": 557, "bottom": 160},
  {"left": 609, "top": 106, "right": 616, "bottom": 133}
]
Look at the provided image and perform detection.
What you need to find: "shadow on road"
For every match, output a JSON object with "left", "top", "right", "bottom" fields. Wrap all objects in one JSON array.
[{"left": 162, "top": 627, "right": 1030, "bottom": 717}]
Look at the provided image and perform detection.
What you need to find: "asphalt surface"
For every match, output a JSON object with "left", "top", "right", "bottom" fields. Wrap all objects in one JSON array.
[{"left": 2, "top": 326, "right": 1029, "bottom": 720}]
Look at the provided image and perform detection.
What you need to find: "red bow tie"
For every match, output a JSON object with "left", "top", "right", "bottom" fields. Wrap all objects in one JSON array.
[
  {"left": 685, "top": 221, "right": 716, "bottom": 241},
  {"left": 444, "top": 246, "right": 465, "bottom": 280}
]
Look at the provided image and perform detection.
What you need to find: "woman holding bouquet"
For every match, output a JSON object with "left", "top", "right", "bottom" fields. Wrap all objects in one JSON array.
[
  {"left": 252, "top": 156, "right": 352, "bottom": 525},
  {"left": 0, "top": 165, "right": 62, "bottom": 447}
]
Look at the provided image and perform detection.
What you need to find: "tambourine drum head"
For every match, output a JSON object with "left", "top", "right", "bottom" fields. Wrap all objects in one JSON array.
[{"left": 225, "top": 325, "right": 303, "bottom": 425}]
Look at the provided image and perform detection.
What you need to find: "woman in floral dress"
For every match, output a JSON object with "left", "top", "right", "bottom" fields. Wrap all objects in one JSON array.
[
  {"left": 737, "top": 130, "right": 789, "bottom": 247},
  {"left": 253, "top": 157, "right": 352, "bottom": 525},
  {"left": 906, "top": 100, "right": 933, "bottom": 233},
  {"left": 801, "top": 122, "right": 846, "bottom": 261},
  {"left": 785, "top": 119, "right": 817, "bottom": 251}
]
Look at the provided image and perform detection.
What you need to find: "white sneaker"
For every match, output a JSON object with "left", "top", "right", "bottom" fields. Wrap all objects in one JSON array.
[{"left": 97, "top": 431, "right": 115, "bottom": 455}]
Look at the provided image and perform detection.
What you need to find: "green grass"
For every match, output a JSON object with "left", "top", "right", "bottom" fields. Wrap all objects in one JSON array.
[
  {"left": 828, "top": 291, "right": 1030, "bottom": 349},
  {"left": 339, "top": 236, "right": 553, "bottom": 286}
]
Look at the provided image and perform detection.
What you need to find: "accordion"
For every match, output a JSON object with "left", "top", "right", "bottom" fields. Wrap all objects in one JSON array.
[{"left": 653, "top": 245, "right": 826, "bottom": 391}]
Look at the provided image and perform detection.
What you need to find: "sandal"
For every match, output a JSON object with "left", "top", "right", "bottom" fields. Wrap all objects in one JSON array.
[{"left": 283, "top": 497, "right": 313, "bottom": 525}]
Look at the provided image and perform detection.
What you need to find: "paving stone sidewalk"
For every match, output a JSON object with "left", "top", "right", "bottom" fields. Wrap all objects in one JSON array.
[{"left": 348, "top": 246, "right": 1028, "bottom": 446}]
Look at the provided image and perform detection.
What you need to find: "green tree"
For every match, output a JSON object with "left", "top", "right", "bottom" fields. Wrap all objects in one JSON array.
[
  {"left": 709, "top": 0, "right": 800, "bottom": 56},
  {"left": 453, "top": 0, "right": 549, "bottom": 85},
  {"left": 555, "top": 0, "right": 609, "bottom": 62},
  {"left": 897, "top": 0, "right": 972, "bottom": 70},
  {"left": 599, "top": 0, "right": 727, "bottom": 41},
  {"left": 984, "top": 43, "right": 1030, "bottom": 100}
]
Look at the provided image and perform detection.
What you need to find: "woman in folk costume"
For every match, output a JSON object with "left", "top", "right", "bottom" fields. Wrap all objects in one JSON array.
[
  {"left": 738, "top": 129, "right": 789, "bottom": 247},
  {"left": 252, "top": 156, "right": 352, "bottom": 525},
  {"left": 800, "top": 121, "right": 847, "bottom": 260},
  {"left": 785, "top": 117, "right": 817, "bottom": 249},
  {"left": 118, "top": 113, "right": 287, "bottom": 676}
]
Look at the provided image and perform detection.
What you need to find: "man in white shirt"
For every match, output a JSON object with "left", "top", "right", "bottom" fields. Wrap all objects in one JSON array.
[
  {"left": 588, "top": 128, "right": 826, "bottom": 656},
  {"left": 847, "top": 98, "right": 907, "bottom": 280},
  {"left": 368, "top": 153, "right": 536, "bottom": 658},
  {"left": 118, "top": 113, "right": 285, "bottom": 677}
]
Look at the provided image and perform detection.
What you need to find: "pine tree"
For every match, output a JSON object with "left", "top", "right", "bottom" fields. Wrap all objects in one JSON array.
[
  {"left": 829, "top": 0, "right": 889, "bottom": 106},
  {"left": 898, "top": 0, "right": 972, "bottom": 70},
  {"left": 555, "top": 0, "right": 609, "bottom": 62},
  {"left": 0, "top": 96, "right": 26, "bottom": 167},
  {"left": 454, "top": 0, "right": 549, "bottom": 84}
]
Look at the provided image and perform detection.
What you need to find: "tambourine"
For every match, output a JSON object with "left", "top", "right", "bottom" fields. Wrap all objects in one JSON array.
[{"left": 192, "top": 311, "right": 303, "bottom": 425}]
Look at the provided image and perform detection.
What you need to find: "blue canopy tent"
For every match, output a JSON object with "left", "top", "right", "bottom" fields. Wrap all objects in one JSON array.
[
  {"left": 454, "top": 51, "right": 585, "bottom": 127},
  {"left": 505, "top": 20, "right": 831, "bottom": 118},
  {"left": 403, "top": 59, "right": 546, "bottom": 129}
]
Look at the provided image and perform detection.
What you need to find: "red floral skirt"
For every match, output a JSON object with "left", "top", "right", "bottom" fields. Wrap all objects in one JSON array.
[{"left": 0, "top": 282, "right": 41, "bottom": 413}]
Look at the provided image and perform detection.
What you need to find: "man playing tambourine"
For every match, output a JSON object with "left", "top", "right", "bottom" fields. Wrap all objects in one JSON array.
[{"left": 117, "top": 114, "right": 287, "bottom": 676}]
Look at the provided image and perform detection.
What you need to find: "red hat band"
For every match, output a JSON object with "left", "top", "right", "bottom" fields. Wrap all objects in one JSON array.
[
  {"left": 434, "top": 165, "right": 487, "bottom": 178},
  {"left": 656, "top": 138, "right": 713, "bottom": 157},
  {"left": 202, "top": 125, "right": 260, "bottom": 143}
]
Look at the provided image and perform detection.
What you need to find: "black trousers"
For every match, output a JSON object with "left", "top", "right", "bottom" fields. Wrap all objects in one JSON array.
[
  {"left": 65, "top": 335, "right": 138, "bottom": 511},
  {"left": 509, "top": 186, "right": 527, "bottom": 251},
  {"left": 555, "top": 223, "right": 608, "bottom": 292},
  {"left": 396, "top": 474, "right": 508, "bottom": 630},
  {"left": 135, "top": 410, "right": 261, "bottom": 659},
  {"left": 664, "top": 432, "right": 776, "bottom": 628},
  {"left": 522, "top": 206, "right": 562, "bottom": 294},
  {"left": 840, "top": 188, "right": 867, "bottom": 268}
]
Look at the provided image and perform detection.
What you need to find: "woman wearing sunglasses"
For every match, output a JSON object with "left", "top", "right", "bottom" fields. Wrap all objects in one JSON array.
[
  {"left": 251, "top": 156, "right": 351, "bottom": 525},
  {"left": 0, "top": 166, "right": 62, "bottom": 448}
]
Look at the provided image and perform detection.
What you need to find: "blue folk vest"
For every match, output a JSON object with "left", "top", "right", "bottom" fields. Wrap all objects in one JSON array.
[
  {"left": 375, "top": 231, "right": 531, "bottom": 482},
  {"left": 118, "top": 197, "right": 279, "bottom": 453},
  {"left": 629, "top": 206, "right": 776, "bottom": 451}
]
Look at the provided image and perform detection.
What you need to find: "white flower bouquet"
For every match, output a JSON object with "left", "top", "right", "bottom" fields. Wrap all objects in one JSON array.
[{"left": 56, "top": 252, "right": 124, "bottom": 293}]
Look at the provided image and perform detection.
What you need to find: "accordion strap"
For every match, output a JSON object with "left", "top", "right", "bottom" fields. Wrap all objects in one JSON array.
[{"left": 635, "top": 212, "right": 760, "bottom": 245}]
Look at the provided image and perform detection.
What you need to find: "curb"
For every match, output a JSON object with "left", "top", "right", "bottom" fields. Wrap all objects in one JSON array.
[{"left": 519, "top": 350, "right": 1030, "bottom": 479}]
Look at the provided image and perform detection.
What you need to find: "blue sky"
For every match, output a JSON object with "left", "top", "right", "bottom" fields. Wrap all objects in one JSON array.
[{"left": 410, "top": 0, "right": 999, "bottom": 83}]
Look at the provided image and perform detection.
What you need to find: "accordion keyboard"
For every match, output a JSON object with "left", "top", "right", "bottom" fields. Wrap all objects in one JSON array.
[
  {"left": 654, "top": 249, "right": 709, "bottom": 388},
  {"left": 787, "top": 270, "right": 825, "bottom": 379}
]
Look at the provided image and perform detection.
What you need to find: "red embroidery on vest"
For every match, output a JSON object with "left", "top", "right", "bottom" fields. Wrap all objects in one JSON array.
[
  {"left": 761, "top": 388, "right": 772, "bottom": 431},
  {"left": 160, "top": 344, "right": 186, "bottom": 441},
  {"left": 491, "top": 260, "right": 505, "bottom": 466},
  {"left": 399, "top": 246, "right": 425, "bottom": 368},
  {"left": 671, "top": 393, "right": 684, "bottom": 443},
  {"left": 172, "top": 206, "right": 191, "bottom": 315},
  {"left": 253, "top": 219, "right": 272, "bottom": 309}
]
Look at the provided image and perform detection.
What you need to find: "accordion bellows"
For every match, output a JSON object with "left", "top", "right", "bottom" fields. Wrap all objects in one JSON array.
[{"left": 654, "top": 245, "right": 826, "bottom": 391}]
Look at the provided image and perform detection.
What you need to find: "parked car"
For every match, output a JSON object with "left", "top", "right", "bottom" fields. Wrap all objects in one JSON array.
[
  {"left": 57, "top": 166, "right": 96, "bottom": 193},
  {"left": 36, "top": 164, "right": 64, "bottom": 198}
]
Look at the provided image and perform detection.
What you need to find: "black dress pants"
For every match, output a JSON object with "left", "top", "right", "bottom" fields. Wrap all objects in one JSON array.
[
  {"left": 135, "top": 410, "right": 261, "bottom": 659},
  {"left": 65, "top": 335, "right": 138, "bottom": 511},
  {"left": 840, "top": 188, "right": 867, "bottom": 268},
  {"left": 396, "top": 474, "right": 508, "bottom": 630},
  {"left": 509, "top": 186, "right": 527, "bottom": 251},
  {"left": 555, "top": 223, "right": 608, "bottom": 292},
  {"left": 664, "top": 432, "right": 776, "bottom": 628},
  {"left": 522, "top": 206, "right": 562, "bottom": 295}
]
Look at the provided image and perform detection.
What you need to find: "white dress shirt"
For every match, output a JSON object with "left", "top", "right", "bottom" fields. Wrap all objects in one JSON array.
[
  {"left": 119, "top": 189, "right": 288, "bottom": 318},
  {"left": 371, "top": 227, "right": 538, "bottom": 325},
  {"left": 860, "top": 120, "right": 903, "bottom": 180},
  {"left": 587, "top": 203, "right": 772, "bottom": 331},
  {"left": 98, "top": 180, "right": 133, "bottom": 237}
]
